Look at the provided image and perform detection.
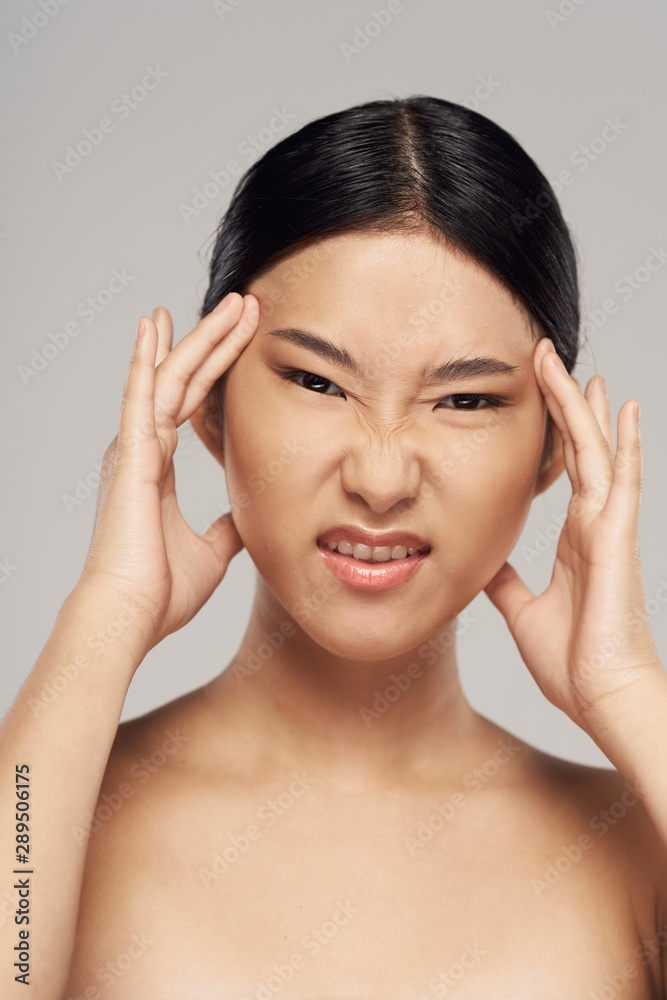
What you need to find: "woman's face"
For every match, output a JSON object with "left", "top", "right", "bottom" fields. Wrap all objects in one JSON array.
[{"left": 217, "top": 229, "right": 557, "bottom": 660}]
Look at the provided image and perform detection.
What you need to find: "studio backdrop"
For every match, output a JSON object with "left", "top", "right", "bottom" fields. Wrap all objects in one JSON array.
[{"left": 2, "top": 0, "right": 665, "bottom": 767}]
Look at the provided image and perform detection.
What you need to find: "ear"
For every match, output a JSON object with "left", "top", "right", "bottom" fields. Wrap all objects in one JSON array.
[
  {"left": 189, "top": 387, "right": 225, "bottom": 467},
  {"left": 533, "top": 416, "right": 565, "bottom": 497}
]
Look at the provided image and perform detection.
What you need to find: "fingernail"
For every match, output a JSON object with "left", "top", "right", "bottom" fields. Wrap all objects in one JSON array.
[{"left": 212, "top": 292, "right": 234, "bottom": 314}]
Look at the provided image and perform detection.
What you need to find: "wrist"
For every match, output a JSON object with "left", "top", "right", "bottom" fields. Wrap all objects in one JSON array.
[
  {"left": 62, "top": 576, "right": 157, "bottom": 666},
  {"left": 579, "top": 662, "right": 667, "bottom": 791}
]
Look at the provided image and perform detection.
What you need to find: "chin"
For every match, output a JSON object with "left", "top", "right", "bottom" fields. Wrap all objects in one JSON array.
[{"left": 291, "top": 603, "right": 442, "bottom": 663}]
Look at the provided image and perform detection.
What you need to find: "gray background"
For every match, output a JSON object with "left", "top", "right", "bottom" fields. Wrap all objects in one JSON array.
[{"left": 2, "top": 0, "right": 665, "bottom": 767}]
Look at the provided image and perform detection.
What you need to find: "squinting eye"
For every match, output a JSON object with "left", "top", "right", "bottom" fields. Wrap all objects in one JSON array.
[
  {"left": 279, "top": 369, "right": 344, "bottom": 396},
  {"left": 438, "top": 394, "right": 505, "bottom": 410},
  {"left": 279, "top": 370, "right": 507, "bottom": 411}
]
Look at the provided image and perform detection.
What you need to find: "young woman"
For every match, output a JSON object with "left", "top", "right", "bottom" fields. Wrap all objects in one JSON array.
[{"left": 2, "top": 95, "right": 666, "bottom": 1000}]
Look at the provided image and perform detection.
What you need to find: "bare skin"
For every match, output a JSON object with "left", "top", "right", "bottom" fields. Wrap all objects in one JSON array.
[
  {"left": 59, "top": 230, "right": 666, "bottom": 998},
  {"left": 65, "top": 691, "right": 667, "bottom": 999}
]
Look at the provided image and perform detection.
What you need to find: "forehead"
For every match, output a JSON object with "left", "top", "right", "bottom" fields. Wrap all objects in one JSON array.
[{"left": 247, "top": 230, "right": 535, "bottom": 364}]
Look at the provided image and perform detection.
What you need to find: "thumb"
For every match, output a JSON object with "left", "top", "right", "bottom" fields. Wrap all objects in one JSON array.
[
  {"left": 201, "top": 511, "right": 246, "bottom": 570},
  {"left": 484, "top": 560, "right": 534, "bottom": 633}
]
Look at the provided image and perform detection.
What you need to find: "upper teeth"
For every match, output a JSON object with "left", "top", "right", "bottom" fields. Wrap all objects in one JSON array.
[{"left": 325, "top": 540, "right": 421, "bottom": 562}]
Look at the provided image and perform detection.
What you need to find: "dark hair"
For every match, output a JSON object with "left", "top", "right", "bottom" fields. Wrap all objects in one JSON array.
[{"left": 199, "top": 94, "right": 579, "bottom": 450}]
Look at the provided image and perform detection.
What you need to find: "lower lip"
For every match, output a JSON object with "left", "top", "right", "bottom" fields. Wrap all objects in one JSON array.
[{"left": 317, "top": 543, "right": 430, "bottom": 590}]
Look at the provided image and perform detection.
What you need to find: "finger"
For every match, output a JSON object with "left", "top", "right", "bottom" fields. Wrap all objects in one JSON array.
[
  {"left": 152, "top": 292, "right": 246, "bottom": 430},
  {"left": 484, "top": 561, "right": 535, "bottom": 635},
  {"left": 601, "top": 400, "right": 642, "bottom": 530},
  {"left": 537, "top": 344, "right": 613, "bottom": 505},
  {"left": 174, "top": 294, "right": 261, "bottom": 424},
  {"left": 584, "top": 375, "right": 614, "bottom": 453},
  {"left": 154, "top": 293, "right": 259, "bottom": 428},
  {"left": 152, "top": 306, "right": 173, "bottom": 367},
  {"left": 534, "top": 339, "right": 580, "bottom": 494},
  {"left": 117, "top": 318, "right": 158, "bottom": 457},
  {"left": 201, "top": 509, "right": 246, "bottom": 568}
]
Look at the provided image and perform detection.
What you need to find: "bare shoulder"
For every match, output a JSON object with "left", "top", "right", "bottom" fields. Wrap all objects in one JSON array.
[
  {"left": 518, "top": 734, "right": 667, "bottom": 923},
  {"left": 99, "top": 686, "right": 209, "bottom": 809},
  {"left": 108, "top": 690, "right": 200, "bottom": 767},
  {"left": 77, "top": 685, "right": 219, "bottom": 873},
  {"left": 525, "top": 741, "right": 662, "bottom": 848},
  {"left": 67, "top": 690, "right": 209, "bottom": 989}
]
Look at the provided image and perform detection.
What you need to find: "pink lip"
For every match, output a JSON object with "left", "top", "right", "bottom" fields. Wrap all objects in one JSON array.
[
  {"left": 317, "top": 542, "right": 430, "bottom": 591},
  {"left": 317, "top": 524, "right": 431, "bottom": 551}
]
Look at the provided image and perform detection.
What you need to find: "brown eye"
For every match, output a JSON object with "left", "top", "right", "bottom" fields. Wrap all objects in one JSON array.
[
  {"left": 280, "top": 370, "right": 344, "bottom": 396},
  {"left": 438, "top": 394, "right": 503, "bottom": 410}
]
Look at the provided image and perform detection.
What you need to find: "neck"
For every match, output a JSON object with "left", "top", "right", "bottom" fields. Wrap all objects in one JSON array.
[{"left": 203, "top": 584, "right": 489, "bottom": 792}]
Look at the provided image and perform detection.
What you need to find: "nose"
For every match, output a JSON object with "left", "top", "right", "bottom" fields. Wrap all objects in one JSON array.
[{"left": 339, "top": 433, "right": 423, "bottom": 514}]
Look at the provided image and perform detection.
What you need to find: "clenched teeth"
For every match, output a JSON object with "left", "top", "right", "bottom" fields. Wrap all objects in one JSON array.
[{"left": 324, "top": 540, "right": 424, "bottom": 562}]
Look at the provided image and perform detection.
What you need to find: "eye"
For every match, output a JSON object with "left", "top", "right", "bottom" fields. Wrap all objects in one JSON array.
[
  {"left": 438, "top": 393, "right": 506, "bottom": 410},
  {"left": 278, "top": 369, "right": 507, "bottom": 411},
  {"left": 279, "top": 369, "right": 345, "bottom": 397}
]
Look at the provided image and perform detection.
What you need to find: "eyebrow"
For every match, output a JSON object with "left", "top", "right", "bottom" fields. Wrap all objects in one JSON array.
[{"left": 266, "top": 327, "right": 520, "bottom": 383}]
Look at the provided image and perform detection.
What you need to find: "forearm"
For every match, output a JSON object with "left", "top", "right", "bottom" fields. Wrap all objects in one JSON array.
[
  {"left": 0, "top": 583, "right": 150, "bottom": 999},
  {"left": 584, "top": 662, "right": 667, "bottom": 849}
]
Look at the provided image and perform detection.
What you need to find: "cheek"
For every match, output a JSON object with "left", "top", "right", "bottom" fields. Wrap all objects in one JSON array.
[
  {"left": 434, "top": 411, "right": 546, "bottom": 566},
  {"left": 221, "top": 366, "right": 317, "bottom": 541}
]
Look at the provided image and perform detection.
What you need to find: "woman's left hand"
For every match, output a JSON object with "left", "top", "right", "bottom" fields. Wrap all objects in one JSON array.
[{"left": 483, "top": 336, "right": 663, "bottom": 734}]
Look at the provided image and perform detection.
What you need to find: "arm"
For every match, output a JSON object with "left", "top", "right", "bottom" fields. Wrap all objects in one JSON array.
[
  {"left": 0, "top": 292, "right": 260, "bottom": 1000},
  {"left": 0, "top": 582, "right": 150, "bottom": 999},
  {"left": 577, "top": 664, "right": 667, "bottom": 849},
  {"left": 484, "top": 337, "right": 667, "bottom": 846}
]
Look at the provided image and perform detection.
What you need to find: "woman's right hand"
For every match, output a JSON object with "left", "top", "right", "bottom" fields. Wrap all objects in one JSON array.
[{"left": 76, "top": 291, "right": 260, "bottom": 655}]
